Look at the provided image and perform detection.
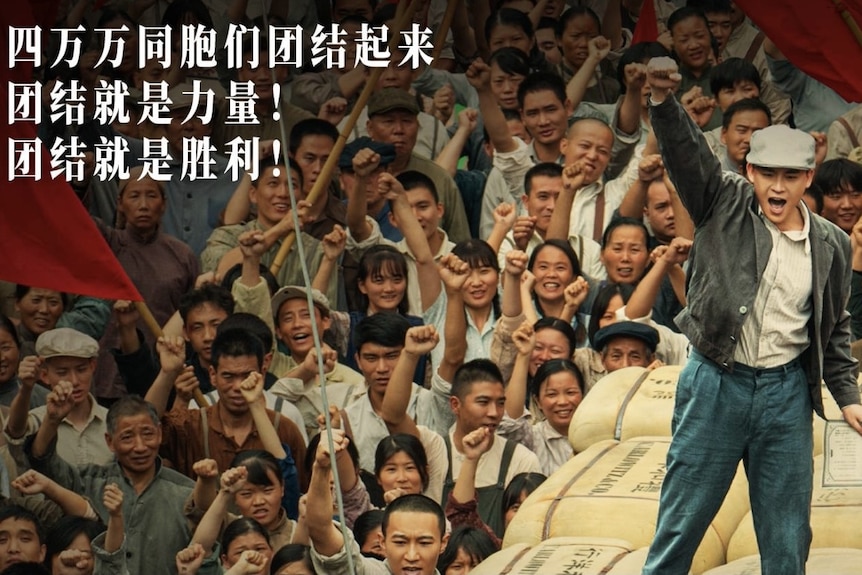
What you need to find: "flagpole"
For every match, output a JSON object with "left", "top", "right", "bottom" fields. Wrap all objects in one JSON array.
[
  {"left": 270, "top": 0, "right": 422, "bottom": 276},
  {"left": 831, "top": 0, "right": 862, "bottom": 46},
  {"left": 134, "top": 301, "right": 209, "bottom": 408},
  {"left": 430, "top": 0, "right": 458, "bottom": 63}
]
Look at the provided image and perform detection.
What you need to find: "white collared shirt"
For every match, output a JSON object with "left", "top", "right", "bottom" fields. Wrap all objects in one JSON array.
[{"left": 734, "top": 203, "right": 813, "bottom": 367}]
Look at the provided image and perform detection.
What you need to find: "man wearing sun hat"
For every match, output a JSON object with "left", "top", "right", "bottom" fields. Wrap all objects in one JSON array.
[
  {"left": 5, "top": 328, "right": 112, "bottom": 467},
  {"left": 641, "top": 57, "right": 862, "bottom": 575}
]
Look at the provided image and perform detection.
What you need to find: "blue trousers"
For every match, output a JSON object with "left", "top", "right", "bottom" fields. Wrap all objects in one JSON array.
[{"left": 643, "top": 350, "right": 813, "bottom": 575}]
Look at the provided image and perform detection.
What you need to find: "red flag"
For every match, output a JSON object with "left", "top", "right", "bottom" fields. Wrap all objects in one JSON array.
[
  {"left": 632, "top": 0, "right": 659, "bottom": 44},
  {"left": 734, "top": 0, "right": 862, "bottom": 103},
  {"left": 2, "top": 2, "right": 143, "bottom": 301}
]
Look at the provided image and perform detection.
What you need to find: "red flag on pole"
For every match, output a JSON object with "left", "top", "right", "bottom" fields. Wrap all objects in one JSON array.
[
  {"left": 734, "top": 0, "right": 862, "bottom": 103},
  {"left": 2, "top": 1, "right": 143, "bottom": 302},
  {"left": 632, "top": 0, "right": 659, "bottom": 44}
]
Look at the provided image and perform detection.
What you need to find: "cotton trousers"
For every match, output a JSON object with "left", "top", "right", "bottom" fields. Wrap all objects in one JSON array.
[{"left": 643, "top": 350, "right": 813, "bottom": 575}]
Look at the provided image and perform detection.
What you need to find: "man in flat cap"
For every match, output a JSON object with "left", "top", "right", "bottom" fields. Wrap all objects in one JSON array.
[
  {"left": 5, "top": 328, "right": 112, "bottom": 467},
  {"left": 592, "top": 321, "right": 662, "bottom": 375},
  {"left": 642, "top": 57, "right": 862, "bottom": 575},
  {"left": 359, "top": 88, "right": 471, "bottom": 243}
]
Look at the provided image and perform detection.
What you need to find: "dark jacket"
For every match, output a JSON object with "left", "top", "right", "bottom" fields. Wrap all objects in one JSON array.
[{"left": 650, "top": 96, "right": 860, "bottom": 417}]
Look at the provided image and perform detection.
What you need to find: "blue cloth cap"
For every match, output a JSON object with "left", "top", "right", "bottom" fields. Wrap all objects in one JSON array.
[
  {"left": 592, "top": 321, "right": 660, "bottom": 353},
  {"left": 338, "top": 137, "right": 397, "bottom": 170}
]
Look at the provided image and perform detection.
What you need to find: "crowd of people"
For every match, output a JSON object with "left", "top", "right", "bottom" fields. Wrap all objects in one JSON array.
[{"left": 3, "top": 0, "right": 862, "bottom": 574}]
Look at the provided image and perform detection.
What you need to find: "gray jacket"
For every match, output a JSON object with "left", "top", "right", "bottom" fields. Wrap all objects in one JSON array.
[{"left": 650, "top": 96, "right": 860, "bottom": 418}]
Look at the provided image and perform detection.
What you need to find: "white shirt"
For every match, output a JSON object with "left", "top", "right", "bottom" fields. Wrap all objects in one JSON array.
[
  {"left": 497, "top": 229, "right": 607, "bottom": 282},
  {"left": 567, "top": 159, "right": 640, "bottom": 243},
  {"left": 346, "top": 219, "right": 454, "bottom": 317},
  {"left": 422, "top": 291, "right": 497, "bottom": 373},
  {"left": 448, "top": 427, "right": 542, "bottom": 489},
  {"left": 497, "top": 414, "right": 574, "bottom": 476},
  {"left": 734, "top": 204, "right": 813, "bottom": 367}
]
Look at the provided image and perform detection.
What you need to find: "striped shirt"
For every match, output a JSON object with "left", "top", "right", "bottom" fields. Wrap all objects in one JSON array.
[{"left": 734, "top": 204, "right": 813, "bottom": 368}]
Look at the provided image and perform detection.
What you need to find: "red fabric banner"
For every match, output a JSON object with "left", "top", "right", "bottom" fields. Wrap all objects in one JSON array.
[
  {"left": 632, "top": 0, "right": 659, "bottom": 44},
  {"left": 734, "top": 0, "right": 862, "bottom": 103},
  {"left": 2, "top": 1, "right": 143, "bottom": 301}
]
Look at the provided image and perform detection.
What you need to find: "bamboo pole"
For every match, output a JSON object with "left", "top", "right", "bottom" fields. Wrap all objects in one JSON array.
[
  {"left": 134, "top": 300, "right": 209, "bottom": 408},
  {"left": 831, "top": 0, "right": 862, "bottom": 46},
  {"left": 270, "top": 0, "right": 422, "bottom": 275},
  {"left": 430, "top": 0, "right": 458, "bottom": 63}
]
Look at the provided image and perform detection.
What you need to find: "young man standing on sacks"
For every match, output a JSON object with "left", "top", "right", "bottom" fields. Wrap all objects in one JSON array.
[{"left": 642, "top": 56, "right": 862, "bottom": 575}]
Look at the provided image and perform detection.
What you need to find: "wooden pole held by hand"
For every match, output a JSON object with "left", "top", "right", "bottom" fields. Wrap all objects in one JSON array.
[
  {"left": 134, "top": 300, "right": 209, "bottom": 408},
  {"left": 431, "top": 0, "right": 458, "bottom": 63},
  {"left": 270, "top": 0, "right": 423, "bottom": 276}
]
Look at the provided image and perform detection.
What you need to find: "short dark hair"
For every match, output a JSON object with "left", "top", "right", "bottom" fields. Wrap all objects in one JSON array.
[
  {"left": 485, "top": 109, "right": 525, "bottom": 141},
  {"left": 254, "top": 155, "right": 304, "bottom": 188},
  {"left": 0, "top": 505, "right": 43, "bottom": 544},
  {"left": 0, "top": 314, "right": 20, "bottom": 350},
  {"left": 710, "top": 57, "right": 762, "bottom": 97},
  {"left": 106, "top": 395, "right": 160, "bottom": 435},
  {"left": 161, "top": 0, "right": 215, "bottom": 29},
  {"left": 395, "top": 170, "right": 439, "bottom": 203},
  {"left": 528, "top": 239, "right": 583, "bottom": 279},
  {"left": 221, "top": 517, "right": 271, "bottom": 556},
  {"left": 45, "top": 516, "right": 103, "bottom": 565},
  {"left": 536, "top": 16, "right": 557, "bottom": 32},
  {"left": 668, "top": 6, "right": 709, "bottom": 33},
  {"left": 555, "top": 6, "right": 601, "bottom": 39},
  {"left": 502, "top": 472, "right": 547, "bottom": 517},
  {"left": 231, "top": 450, "right": 284, "bottom": 486},
  {"left": 370, "top": 2, "right": 395, "bottom": 27},
  {"left": 353, "top": 313, "right": 410, "bottom": 354},
  {"left": 617, "top": 42, "right": 672, "bottom": 93},
  {"left": 382, "top": 494, "right": 445, "bottom": 537},
  {"left": 804, "top": 186, "right": 825, "bottom": 214},
  {"left": 339, "top": 14, "right": 371, "bottom": 28},
  {"left": 0, "top": 563, "right": 50, "bottom": 575},
  {"left": 721, "top": 97, "right": 771, "bottom": 131},
  {"left": 270, "top": 544, "right": 314, "bottom": 574},
  {"left": 210, "top": 327, "right": 264, "bottom": 370},
  {"left": 289, "top": 118, "right": 339, "bottom": 155},
  {"left": 485, "top": 7, "right": 534, "bottom": 44},
  {"left": 374, "top": 433, "right": 430, "bottom": 491},
  {"left": 525, "top": 162, "right": 563, "bottom": 196},
  {"left": 811, "top": 158, "right": 862, "bottom": 202},
  {"left": 178, "top": 284, "right": 234, "bottom": 323},
  {"left": 353, "top": 509, "right": 385, "bottom": 551},
  {"left": 601, "top": 217, "right": 649, "bottom": 249},
  {"left": 304, "top": 431, "right": 361, "bottom": 478},
  {"left": 437, "top": 526, "right": 499, "bottom": 574},
  {"left": 14, "top": 285, "right": 68, "bottom": 309},
  {"left": 530, "top": 358, "right": 585, "bottom": 399},
  {"left": 489, "top": 46, "right": 531, "bottom": 78},
  {"left": 588, "top": 282, "right": 635, "bottom": 343},
  {"left": 517, "top": 71, "right": 567, "bottom": 110},
  {"left": 687, "top": 0, "right": 732, "bottom": 15},
  {"left": 534, "top": 317, "right": 578, "bottom": 357},
  {"left": 221, "top": 264, "right": 280, "bottom": 298},
  {"left": 217, "top": 313, "right": 273, "bottom": 353},
  {"left": 452, "top": 359, "right": 504, "bottom": 400}
]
